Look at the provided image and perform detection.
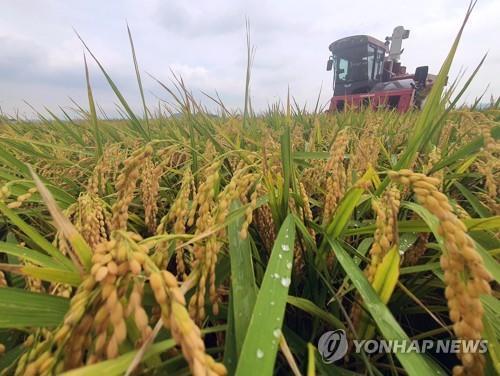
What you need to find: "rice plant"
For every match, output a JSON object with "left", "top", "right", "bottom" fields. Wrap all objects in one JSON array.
[{"left": 0, "top": 5, "right": 498, "bottom": 376}]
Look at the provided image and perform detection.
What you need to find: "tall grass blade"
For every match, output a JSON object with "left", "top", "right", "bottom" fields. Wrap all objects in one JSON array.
[
  {"left": 83, "top": 52, "right": 103, "bottom": 158},
  {"left": 0, "top": 202, "right": 74, "bottom": 270},
  {"left": 0, "top": 287, "right": 69, "bottom": 328},
  {"left": 236, "top": 215, "right": 296, "bottom": 376},
  {"left": 228, "top": 201, "right": 258, "bottom": 355},
  {"left": 75, "top": 30, "right": 149, "bottom": 140},
  {"left": 127, "top": 24, "right": 150, "bottom": 138}
]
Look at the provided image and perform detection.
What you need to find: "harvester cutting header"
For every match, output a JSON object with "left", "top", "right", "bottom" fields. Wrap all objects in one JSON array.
[{"left": 326, "top": 26, "right": 436, "bottom": 112}]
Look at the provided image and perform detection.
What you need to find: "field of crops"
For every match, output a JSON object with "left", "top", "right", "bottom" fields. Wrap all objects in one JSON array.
[{"left": 0, "top": 8, "right": 499, "bottom": 376}]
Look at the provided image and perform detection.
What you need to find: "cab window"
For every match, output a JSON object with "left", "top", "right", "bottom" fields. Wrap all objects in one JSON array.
[{"left": 337, "top": 57, "right": 349, "bottom": 81}]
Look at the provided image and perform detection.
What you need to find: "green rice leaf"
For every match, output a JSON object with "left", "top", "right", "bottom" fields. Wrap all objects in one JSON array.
[
  {"left": 236, "top": 214, "right": 296, "bottom": 376},
  {"left": 0, "top": 288, "right": 69, "bottom": 328},
  {"left": 0, "top": 202, "right": 74, "bottom": 270},
  {"left": 228, "top": 201, "right": 258, "bottom": 356},
  {"left": 83, "top": 52, "right": 103, "bottom": 159},
  {"left": 287, "top": 295, "right": 345, "bottom": 330},
  {"left": 0, "top": 241, "right": 64, "bottom": 269}
]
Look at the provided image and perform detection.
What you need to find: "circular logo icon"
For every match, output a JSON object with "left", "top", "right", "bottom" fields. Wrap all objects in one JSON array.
[{"left": 318, "top": 329, "right": 348, "bottom": 364}]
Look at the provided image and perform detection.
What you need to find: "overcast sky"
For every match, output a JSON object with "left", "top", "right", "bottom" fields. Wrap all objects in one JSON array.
[{"left": 0, "top": 0, "right": 498, "bottom": 117}]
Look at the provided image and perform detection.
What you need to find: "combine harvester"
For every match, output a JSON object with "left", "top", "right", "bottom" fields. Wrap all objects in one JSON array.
[{"left": 326, "top": 26, "right": 436, "bottom": 112}]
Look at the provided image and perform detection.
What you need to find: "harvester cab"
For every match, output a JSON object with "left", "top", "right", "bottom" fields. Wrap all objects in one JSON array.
[{"left": 326, "top": 26, "right": 435, "bottom": 112}]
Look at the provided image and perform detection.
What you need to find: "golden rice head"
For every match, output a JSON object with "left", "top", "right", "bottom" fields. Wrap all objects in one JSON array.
[
  {"left": 5, "top": 187, "right": 37, "bottom": 209},
  {"left": 16, "top": 277, "right": 96, "bottom": 374},
  {"left": 140, "top": 156, "right": 162, "bottom": 234},
  {"left": 475, "top": 120, "right": 500, "bottom": 214},
  {"left": 87, "top": 145, "right": 120, "bottom": 195},
  {"left": 91, "top": 235, "right": 142, "bottom": 360},
  {"left": 364, "top": 186, "right": 401, "bottom": 282},
  {"left": 49, "top": 282, "right": 73, "bottom": 298},
  {"left": 187, "top": 161, "right": 221, "bottom": 321},
  {"left": 188, "top": 161, "right": 258, "bottom": 321},
  {"left": 76, "top": 192, "right": 109, "bottom": 249},
  {"left": 302, "top": 160, "right": 327, "bottom": 195},
  {"left": 202, "top": 141, "right": 216, "bottom": 167},
  {"left": 149, "top": 271, "right": 227, "bottom": 376},
  {"left": 292, "top": 124, "right": 305, "bottom": 150},
  {"left": 323, "top": 129, "right": 349, "bottom": 223},
  {"left": 125, "top": 281, "right": 153, "bottom": 345},
  {"left": 348, "top": 124, "right": 380, "bottom": 183},
  {"left": 423, "top": 146, "right": 443, "bottom": 187},
  {"left": 187, "top": 160, "right": 220, "bottom": 228},
  {"left": 0, "top": 185, "right": 11, "bottom": 202},
  {"left": 298, "top": 181, "right": 315, "bottom": 239},
  {"left": 111, "top": 145, "right": 153, "bottom": 231},
  {"left": 350, "top": 185, "right": 400, "bottom": 336},
  {"left": 239, "top": 181, "right": 260, "bottom": 240},
  {"left": 164, "top": 168, "right": 194, "bottom": 278},
  {"left": 389, "top": 169, "right": 492, "bottom": 376},
  {"left": 254, "top": 203, "right": 276, "bottom": 253},
  {"left": 438, "top": 121, "right": 454, "bottom": 150}
]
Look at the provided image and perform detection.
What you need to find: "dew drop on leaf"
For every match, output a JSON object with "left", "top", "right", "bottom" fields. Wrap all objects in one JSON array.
[
  {"left": 281, "top": 277, "right": 291, "bottom": 287},
  {"left": 256, "top": 349, "right": 264, "bottom": 359}
]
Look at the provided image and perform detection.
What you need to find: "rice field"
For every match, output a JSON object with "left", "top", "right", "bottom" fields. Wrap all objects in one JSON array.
[{"left": 0, "top": 7, "right": 499, "bottom": 376}]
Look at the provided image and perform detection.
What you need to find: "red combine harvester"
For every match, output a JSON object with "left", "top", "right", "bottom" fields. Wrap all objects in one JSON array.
[{"left": 326, "top": 26, "right": 436, "bottom": 112}]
